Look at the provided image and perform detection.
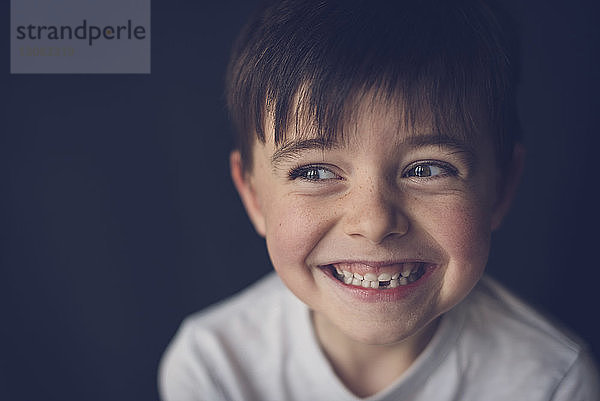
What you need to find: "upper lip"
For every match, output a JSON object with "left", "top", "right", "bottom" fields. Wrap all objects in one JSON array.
[{"left": 320, "top": 259, "right": 434, "bottom": 268}]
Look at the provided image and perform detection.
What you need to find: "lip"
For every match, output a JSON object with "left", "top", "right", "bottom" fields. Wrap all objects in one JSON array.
[
  {"left": 321, "top": 259, "right": 432, "bottom": 267},
  {"left": 317, "top": 262, "right": 437, "bottom": 303}
]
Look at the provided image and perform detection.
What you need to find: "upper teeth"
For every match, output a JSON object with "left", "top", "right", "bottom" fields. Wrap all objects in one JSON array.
[{"left": 333, "top": 264, "right": 423, "bottom": 289}]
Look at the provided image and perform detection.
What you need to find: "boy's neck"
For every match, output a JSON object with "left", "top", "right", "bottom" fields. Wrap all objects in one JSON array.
[{"left": 312, "top": 312, "right": 440, "bottom": 398}]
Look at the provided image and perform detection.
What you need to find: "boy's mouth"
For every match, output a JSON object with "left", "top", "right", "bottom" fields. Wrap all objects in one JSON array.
[{"left": 325, "top": 262, "right": 427, "bottom": 289}]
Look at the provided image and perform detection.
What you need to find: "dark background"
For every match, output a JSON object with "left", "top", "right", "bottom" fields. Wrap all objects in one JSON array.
[{"left": 2, "top": 1, "right": 599, "bottom": 400}]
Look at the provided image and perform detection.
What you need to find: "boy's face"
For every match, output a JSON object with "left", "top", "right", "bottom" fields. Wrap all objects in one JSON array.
[{"left": 232, "top": 99, "right": 515, "bottom": 346}]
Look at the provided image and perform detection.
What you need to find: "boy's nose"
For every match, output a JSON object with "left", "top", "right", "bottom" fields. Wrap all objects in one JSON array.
[{"left": 342, "top": 181, "right": 409, "bottom": 244}]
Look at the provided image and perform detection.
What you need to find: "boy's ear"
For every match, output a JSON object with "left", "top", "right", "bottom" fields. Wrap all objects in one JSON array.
[
  {"left": 491, "top": 143, "right": 526, "bottom": 230},
  {"left": 230, "top": 150, "right": 266, "bottom": 237}
]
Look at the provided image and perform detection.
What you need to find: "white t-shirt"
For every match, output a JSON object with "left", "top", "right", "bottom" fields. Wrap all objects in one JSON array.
[{"left": 159, "top": 273, "right": 600, "bottom": 401}]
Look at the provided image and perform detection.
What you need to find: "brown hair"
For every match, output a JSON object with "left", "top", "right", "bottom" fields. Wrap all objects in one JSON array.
[{"left": 226, "top": 0, "right": 521, "bottom": 171}]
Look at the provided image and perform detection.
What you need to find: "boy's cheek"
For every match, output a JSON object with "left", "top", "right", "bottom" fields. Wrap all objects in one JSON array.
[
  {"left": 262, "top": 203, "right": 332, "bottom": 302},
  {"left": 430, "top": 202, "right": 491, "bottom": 248},
  {"left": 421, "top": 201, "right": 492, "bottom": 277},
  {"left": 263, "top": 196, "right": 334, "bottom": 263}
]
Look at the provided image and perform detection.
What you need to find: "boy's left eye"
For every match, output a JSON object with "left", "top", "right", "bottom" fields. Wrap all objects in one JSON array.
[{"left": 403, "top": 161, "right": 457, "bottom": 179}]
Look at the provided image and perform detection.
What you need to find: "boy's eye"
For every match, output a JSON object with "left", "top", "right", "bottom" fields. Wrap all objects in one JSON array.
[
  {"left": 403, "top": 161, "right": 457, "bottom": 179},
  {"left": 288, "top": 165, "right": 340, "bottom": 181}
]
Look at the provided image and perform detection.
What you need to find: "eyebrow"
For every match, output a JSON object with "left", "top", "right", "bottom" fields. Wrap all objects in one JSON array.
[
  {"left": 271, "top": 137, "right": 337, "bottom": 166},
  {"left": 270, "top": 133, "right": 477, "bottom": 167},
  {"left": 410, "top": 134, "right": 479, "bottom": 168},
  {"left": 403, "top": 134, "right": 476, "bottom": 154}
]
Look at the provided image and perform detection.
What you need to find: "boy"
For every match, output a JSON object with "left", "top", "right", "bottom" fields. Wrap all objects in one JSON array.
[{"left": 159, "top": 0, "right": 600, "bottom": 399}]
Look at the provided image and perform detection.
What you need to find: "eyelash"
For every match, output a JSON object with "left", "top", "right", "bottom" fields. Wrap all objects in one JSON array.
[{"left": 288, "top": 164, "right": 340, "bottom": 182}]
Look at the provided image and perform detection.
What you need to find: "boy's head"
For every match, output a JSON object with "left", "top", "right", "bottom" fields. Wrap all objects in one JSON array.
[{"left": 227, "top": 0, "right": 523, "bottom": 346}]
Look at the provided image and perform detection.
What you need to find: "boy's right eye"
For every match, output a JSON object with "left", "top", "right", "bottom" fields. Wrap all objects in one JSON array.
[{"left": 288, "top": 165, "right": 341, "bottom": 181}]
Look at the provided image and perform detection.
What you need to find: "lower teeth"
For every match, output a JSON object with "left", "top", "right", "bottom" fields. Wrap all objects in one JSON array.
[{"left": 333, "top": 265, "right": 425, "bottom": 289}]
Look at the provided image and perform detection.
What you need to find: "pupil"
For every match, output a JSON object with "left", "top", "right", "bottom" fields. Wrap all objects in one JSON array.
[
  {"left": 307, "top": 169, "right": 319, "bottom": 180},
  {"left": 415, "top": 165, "right": 431, "bottom": 177}
]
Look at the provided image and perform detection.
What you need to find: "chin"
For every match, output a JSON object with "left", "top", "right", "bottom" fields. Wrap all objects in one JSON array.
[{"left": 334, "top": 312, "right": 439, "bottom": 347}]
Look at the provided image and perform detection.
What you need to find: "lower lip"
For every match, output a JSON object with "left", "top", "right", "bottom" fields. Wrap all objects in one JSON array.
[{"left": 319, "top": 264, "right": 437, "bottom": 302}]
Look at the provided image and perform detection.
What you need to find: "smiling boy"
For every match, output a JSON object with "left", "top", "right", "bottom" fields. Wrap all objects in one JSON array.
[{"left": 159, "top": 1, "right": 600, "bottom": 400}]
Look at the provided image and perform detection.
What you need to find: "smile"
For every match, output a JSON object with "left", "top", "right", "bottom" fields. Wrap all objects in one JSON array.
[{"left": 327, "top": 262, "right": 427, "bottom": 289}]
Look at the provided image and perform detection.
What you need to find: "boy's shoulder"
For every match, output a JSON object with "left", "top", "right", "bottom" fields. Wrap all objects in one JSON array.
[
  {"left": 163, "top": 271, "right": 297, "bottom": 357},
  {"left": 450, "top": 275, "right": 599, "bottom": 399},
  {"left": 183, "top": 271, "right": 290, "bottom": 332},
  {"left": 159, "top": 272, "right": 312, "bottom": 401},
  {"left": 460, "top": 275, "right": 583, "bottom": 356}
]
